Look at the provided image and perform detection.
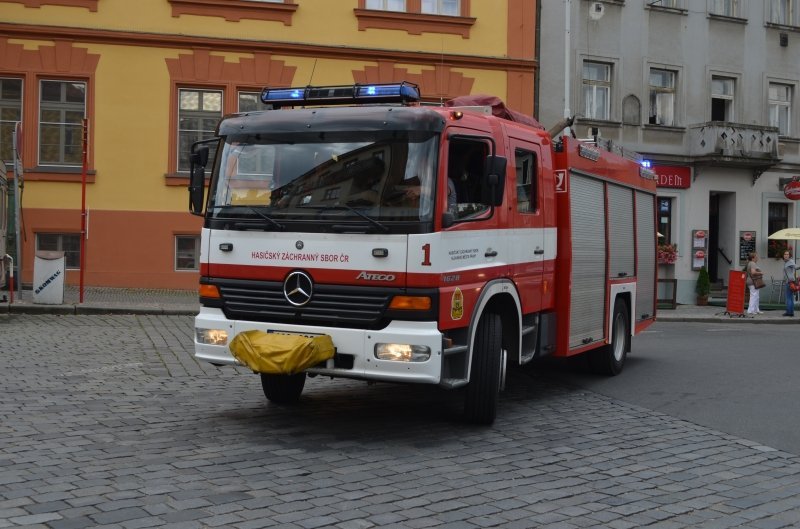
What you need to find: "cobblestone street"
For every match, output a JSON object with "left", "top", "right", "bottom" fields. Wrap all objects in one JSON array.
[{"left": 3, "top": 314, "right": 800, "bottom": 528}]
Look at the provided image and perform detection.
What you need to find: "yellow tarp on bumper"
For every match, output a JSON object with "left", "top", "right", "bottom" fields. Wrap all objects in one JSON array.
[{"left": 229, "top": 331, "right": 335, "bottom": 375}]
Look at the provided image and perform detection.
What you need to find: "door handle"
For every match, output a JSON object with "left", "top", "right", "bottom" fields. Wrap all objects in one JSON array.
[
  {"left": 485, "top": 250, "right": 498, "bottom": 258},
  {"left": 534, "top": 249, "right": 545, "bottom": 255}
]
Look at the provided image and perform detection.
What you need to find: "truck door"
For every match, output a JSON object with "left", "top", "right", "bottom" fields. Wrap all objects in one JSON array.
[{"left": 509, "top": 140, "right": 545, "bottom": 314}]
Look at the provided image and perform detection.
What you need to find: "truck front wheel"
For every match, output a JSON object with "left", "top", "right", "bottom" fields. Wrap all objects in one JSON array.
[
  {"left": 464, "top": 313, "right": 503, "bottom": 425},
  {"left": 589, "top": 299, "right": 629, "bottom": 376},
  {"left": 260, "top": 372, "right": 306, "bottom": 404}
]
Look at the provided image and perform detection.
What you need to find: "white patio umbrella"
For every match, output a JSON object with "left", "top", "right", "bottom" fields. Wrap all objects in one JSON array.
[{"left": 768, "top": 228, "right": 800, "bottom": 240}]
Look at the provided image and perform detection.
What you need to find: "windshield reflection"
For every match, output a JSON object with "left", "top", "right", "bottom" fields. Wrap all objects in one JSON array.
[{"left": 209, "top": 133, "right": 438, "bottom": 223}]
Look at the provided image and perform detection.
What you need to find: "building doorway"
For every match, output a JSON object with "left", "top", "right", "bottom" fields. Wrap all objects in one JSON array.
[{"left": 709, "top": 191, "right": 737, "bottom": 284}]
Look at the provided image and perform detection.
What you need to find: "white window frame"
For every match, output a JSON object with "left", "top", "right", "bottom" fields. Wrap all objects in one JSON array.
[
  {"left": 38, "top": 79, "right": 86, "bottom": 167},
  {"left": 769, "top": 82, "right": 793, "bottom": 136},
  {"left": 582, "top": 61, "right": 612, "bottom": 121},
  {"left": 770, "top": 0, "right": 798, "bottom": 26},
  {"left": 36, "top": 232, "right": 81, "bottom": 269},
  {"left": 365, "top": 0, "right": 406, "bottom": 11},
  {"left": 648, "top": 68, "right": 677, "bottom": 127},
  {"left": 421, "top": 0, "right": 459, "bottom": 15},
  {"left": 177, "top": 88, "right": 223, "bottom": 173},
  {"left": 711, "top": 0, "right": 741, "bottom": 17},
  {"left": 175, "top": 235, "right": 201, "bottom": 271},
  {"left": 0, "top": 77, "right": 23, "bottom": 165},
  {"left": 711, "top": 76, "right": 736, "bottom": 122}
]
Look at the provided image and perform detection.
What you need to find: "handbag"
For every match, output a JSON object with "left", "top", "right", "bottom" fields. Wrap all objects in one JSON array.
[
  {"left": 790, "top": 280, "right": 799, "bottom": 293},
  {"left": 753, "top": 276, "right": 766, "bottom": 289}
]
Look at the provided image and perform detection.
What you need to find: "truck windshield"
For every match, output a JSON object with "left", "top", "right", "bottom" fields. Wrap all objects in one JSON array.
[{"left": 208, "top": 131, "right": 438, "bottom": 225}]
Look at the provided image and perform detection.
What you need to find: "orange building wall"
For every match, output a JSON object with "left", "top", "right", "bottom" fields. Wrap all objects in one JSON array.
[
  {"left": 22, "top": 209, "right": 202, "bottom": 288},
  {"left": 1, "top": 0, "right": 538, "bottom": 290}
]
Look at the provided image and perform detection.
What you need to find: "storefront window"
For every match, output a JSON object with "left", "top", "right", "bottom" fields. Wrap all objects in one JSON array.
[
  {"left": 658, "top": 197, "right": 673, "bottom": 244},
  {"left": 768, "top": 201, "right": 790, "bottom": 258}
]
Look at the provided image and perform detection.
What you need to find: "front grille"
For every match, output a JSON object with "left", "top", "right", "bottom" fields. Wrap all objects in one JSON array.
[{"left": 211, "top": 278, "right": 397, "bottom": 329}]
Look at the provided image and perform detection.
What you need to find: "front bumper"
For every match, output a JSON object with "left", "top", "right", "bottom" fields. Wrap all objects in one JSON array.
[{"left": 194, "top": 307, "right": 444, "bottom": 384}]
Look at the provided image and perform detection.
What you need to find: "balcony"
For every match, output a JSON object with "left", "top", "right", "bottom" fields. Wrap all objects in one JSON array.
[{"left": 688, "top": 122, "right": 781, "bottom": 168}]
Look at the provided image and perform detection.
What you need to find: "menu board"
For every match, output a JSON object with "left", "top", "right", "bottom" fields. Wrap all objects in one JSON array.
[{"left": 739, "top": 231, "right": 756, "bottom": 265}]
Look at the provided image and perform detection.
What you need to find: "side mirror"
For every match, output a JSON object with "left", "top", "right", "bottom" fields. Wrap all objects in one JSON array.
[
  {"left": 188, "top": 146, "right": 209, "bottom": 216},
  {"left": 483, "top": 155, "right": 507, "bottom": 206},
  {"left": 441, "top": 211, "right": 455, "bottom": 228}
]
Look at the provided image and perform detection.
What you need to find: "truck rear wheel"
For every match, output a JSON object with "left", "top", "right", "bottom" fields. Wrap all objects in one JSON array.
[
  {"left": 464, "top": 313, "right": 503, "bottom": 425},
  {"left": 260, "top": 372, "right": 306, "bottom": 404},
  {"left": 589, "top": 299, "right": 629, "bottom": 376}
]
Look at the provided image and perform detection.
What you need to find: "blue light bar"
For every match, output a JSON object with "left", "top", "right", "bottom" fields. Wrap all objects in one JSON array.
[{"left": 261, "top": 82, "right": 421, "bottom": 108}]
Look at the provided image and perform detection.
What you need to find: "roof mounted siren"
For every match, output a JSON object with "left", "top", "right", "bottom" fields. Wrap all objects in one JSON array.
[{"left": 261, "top": 81, "right": 421, "bottom": 109}]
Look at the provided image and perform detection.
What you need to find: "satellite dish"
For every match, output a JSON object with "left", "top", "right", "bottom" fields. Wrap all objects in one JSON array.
[{"left": 590, "top": 2, "right": 605, "bottom": 20}]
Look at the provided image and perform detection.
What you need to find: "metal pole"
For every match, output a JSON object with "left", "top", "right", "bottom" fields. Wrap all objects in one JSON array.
[
  {"left": 79, "top": 118, "right": 88, "bottom": 303},
  {"left": 12, "top": 122, "right": 22, "bottom": 301},
  {"left": 564, "top": 0, "right": 572, "bottom": 122}
]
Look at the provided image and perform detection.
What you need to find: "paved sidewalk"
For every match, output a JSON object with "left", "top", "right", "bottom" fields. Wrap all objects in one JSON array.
[
  {"left": 0, "top": 286, "right": 199, "bottom": 315},
  {"left": 2, "top": 286, "right": 800, "bottom": 322}
]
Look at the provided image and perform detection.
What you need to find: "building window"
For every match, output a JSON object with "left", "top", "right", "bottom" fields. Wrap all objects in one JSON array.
[
  {"left": 0, "top": 78, "right": 22, "bottom": 165},
  {"left": 178, "top": 88, "right": 222, "bottom": 173},
  {"left": 515, "top": 149, "right": 537, "bottom": 214},
  {"left": 366, "top": 0, "right": 406, "bottom": 11},
  {"left": 582, "top": 61, "right": 611, "bottom": 121},
  {"left": 658, "top": 197, "right": 673, "bottom": 245},
  {"left": 649, "top": 68, "right": 676, "bottom": 126},
  {"left": 355, "top": 0, "right": 474, "bottom": 37},
  {"left": 711, "top": 76, "right": 735, "bottom": 121},
  {"left": 769, "top": 83, "right": 792, "bottom": 136},
  {"left": 175, "top": 235, "right": 200, "bottom": 271},
  {"left": 711, "top": 0, "right": 740, "bottom": 17},
  {"left": 768, "top": 202, "right": 790, "bottom": 258},
  {"left": 421, "top": 0, "right": 459, "bottom": 15},
  {"left": 238, "top": 91, "right": 270, "bottom": 113},
  {"left": 39, "top": 80, "right": 86, "bottom": 166},
  {"left": 770, "top": 0, "right": 798, "bottom": 25},
  {"left": 36, "top": 233, "right": 81, "bottom": 269}
]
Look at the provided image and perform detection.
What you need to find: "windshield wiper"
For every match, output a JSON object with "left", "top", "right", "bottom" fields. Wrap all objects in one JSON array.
[
  {"left": 298, "top": 204, "right": 389, "bottom": 233},
  {"left": 210, "top": 206, "right": 284, "bottom": 231}
]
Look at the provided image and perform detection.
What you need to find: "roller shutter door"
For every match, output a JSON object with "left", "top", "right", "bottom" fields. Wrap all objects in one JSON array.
[
  {"left": 569, "top": 174, "right": 606, "bottom": 348},
  {"left": 608, "top": 184, "right": 635, "bottom": 279},
  {"left": 635, "top": 191, "right": 656, "bottom": 321}
]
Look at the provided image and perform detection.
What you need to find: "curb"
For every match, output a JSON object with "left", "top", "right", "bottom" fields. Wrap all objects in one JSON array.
[{"left": 2, "top": 303, "right": 198, "bottom": 316}]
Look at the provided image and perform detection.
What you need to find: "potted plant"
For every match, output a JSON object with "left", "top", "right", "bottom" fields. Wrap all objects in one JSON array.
[
  {"left": 657, "top": 243, "right": 678, "bottom": 264},
  {"left": 695, "top": 266, "right": 710, "bottom": 305}
]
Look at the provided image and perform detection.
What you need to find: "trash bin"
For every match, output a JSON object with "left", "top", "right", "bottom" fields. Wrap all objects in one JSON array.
[{"left": 33, "top": 250, "right": 65, "bottom": 304}]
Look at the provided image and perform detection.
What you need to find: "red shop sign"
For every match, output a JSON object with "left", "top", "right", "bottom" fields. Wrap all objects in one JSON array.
[
  {"left": 784, "top": 179, "right": 800, "bottom": 200},
  {"left": 654, "top": 165, "right": 691, "bottom": 189}
]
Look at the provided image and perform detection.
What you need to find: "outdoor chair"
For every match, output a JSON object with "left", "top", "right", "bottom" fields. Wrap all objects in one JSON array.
[{"left": 770, "top": 276, "right": 785, "bottom": 303}]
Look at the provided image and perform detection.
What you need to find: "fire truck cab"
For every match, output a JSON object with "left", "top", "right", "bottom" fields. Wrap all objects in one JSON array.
[{"left": 189, "top": 83, "right": 657, "bottom": 424}]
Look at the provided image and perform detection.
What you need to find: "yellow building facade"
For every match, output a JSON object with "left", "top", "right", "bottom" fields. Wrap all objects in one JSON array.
[{"left": 0, "top": 0, "right": 538, "bottom": 289}]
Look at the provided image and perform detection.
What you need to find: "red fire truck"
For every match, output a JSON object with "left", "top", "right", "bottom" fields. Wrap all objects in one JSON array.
[{"left": 188, "top": 82, "right": 657, "bottom": 424}]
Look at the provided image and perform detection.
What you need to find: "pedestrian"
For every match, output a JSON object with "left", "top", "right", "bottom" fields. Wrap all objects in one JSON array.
[
  {"left": 745, "top": 252, "right": 763, "bottom": 315},
  {"left": 783, "top": 250, "right": 796, "bottom": 317}
]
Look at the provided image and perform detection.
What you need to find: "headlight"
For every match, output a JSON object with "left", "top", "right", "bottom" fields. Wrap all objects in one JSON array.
[
  {"left": 374, "top": 343, "right": 431, "bottom": 362},
  {"left": 196, "top": 328, "right": 229, "bottom": 345}
]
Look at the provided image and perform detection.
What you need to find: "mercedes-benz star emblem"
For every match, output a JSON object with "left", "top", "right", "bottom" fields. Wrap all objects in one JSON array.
[
  {"left": 284, "top": 271, "right": 313, "bottom": 307},
  {"left": 295, "top": 241, "right": 304, "bottom": 250}
]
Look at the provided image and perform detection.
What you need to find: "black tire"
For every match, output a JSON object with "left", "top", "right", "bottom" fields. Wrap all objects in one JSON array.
[
  {"left": 464, "top": 313, "right": 503, "bottom": 425},
  {"left": 260, "top": 372, "right": 306, "bottom": 404},
  {"left": 589, "top": 299, "right": 629, "bottom": 376}
]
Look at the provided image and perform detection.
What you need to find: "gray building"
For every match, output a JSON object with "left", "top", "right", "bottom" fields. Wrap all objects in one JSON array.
[{"left": 538, "top": 0, "right": 800, "bottom": 305}]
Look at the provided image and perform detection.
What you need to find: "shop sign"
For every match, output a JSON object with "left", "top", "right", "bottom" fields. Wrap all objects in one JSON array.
[
  {"left": 784, "top": 178, "right": 800, "bottom": 200},
  {"left": 654, "top": 165, "right": 691, "bottom": 189}
]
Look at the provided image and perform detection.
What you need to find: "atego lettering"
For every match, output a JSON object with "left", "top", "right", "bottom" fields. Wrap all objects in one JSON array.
[
  {"left": 356, "top": 271, "right": 396, "bottom": 282},
  {"left": 34, "top": 269, "right": 61, "bottom": 294}
]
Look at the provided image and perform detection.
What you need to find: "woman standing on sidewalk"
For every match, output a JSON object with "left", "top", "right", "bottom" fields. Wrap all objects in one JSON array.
[
  {"left": 746, "top": 252, "right": 763, "bottom": 315},
  {"left": 783, "top": 250, "right": 796, "bottom": 317}
]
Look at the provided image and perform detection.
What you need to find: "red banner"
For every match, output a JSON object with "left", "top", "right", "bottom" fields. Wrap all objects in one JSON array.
[{"left": 654, "top": 165, "right": 691, "bottom": 189}]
